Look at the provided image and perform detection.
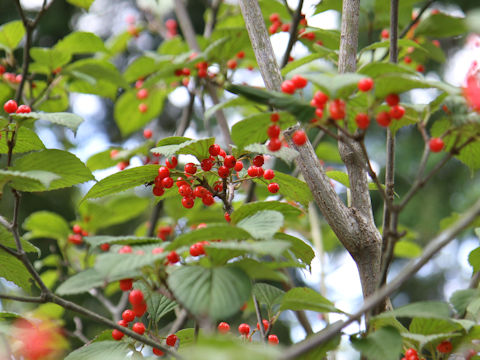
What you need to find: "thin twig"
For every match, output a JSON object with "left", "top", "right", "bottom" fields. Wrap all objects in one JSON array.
[
  {"left": 399, "top": 0, "right": 435, "bottom": 39},
  {"left": 203, "top": 0, "right": 222, "bottom": 38},
  {"left": 0, "top": 293, "right": 45, "bottom": 303},
  {"left": 280, "top": 0, "right": 304, "bottom": 68},
  {"left": 252, "top": 292, "right": 266, "bottom": 341}
]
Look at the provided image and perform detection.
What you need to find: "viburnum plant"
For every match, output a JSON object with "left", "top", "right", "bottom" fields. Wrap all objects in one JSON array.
[{"left": 0, "top": 0, "right": 480, "bottom": 359}]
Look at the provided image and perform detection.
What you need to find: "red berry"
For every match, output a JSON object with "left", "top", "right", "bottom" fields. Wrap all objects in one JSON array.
[
  {"left": 224, "top": 155, "right": 236, "bottom": 168},
  {"left": 119, "top": 245, "right": 132, "bottom": 254},
  {"left": 167, "top": 250, "right": 180, "bottom": 264},
  {"left": 202, "top": 193, "right": 214, "bottom": 206},
  {"left": 166, "top": 334, "right": 178, "bottom": 347},
  {"left": 218, "top": 165, "right": 229, "bottom": 178},
  {"left": 166, "top": 156, "right": 177, "bottom": 169},
  {"left": 234, "top": 161, "right": 243, "bottom": 171},
  {"left": 376, "top": 111, "right": 391, "bottom": 127},
  {"left": 268, "top": 334, "right": 279, "bottom": 344},
  {"left": 252, "top": 155, "right": 264, "bottom": 167},
  {"left": 315, "top": 108, "right": 323, "bottom": 118},
  {"left": 153, "top": 348, "right": 164, "bottom": 356},
  {"left": 257, "top": 319, "right": 269, "bottom": 331},
  {"left": 100, "top": 243, "right": 110, "bottom": 251},
  {"left": 227, "top": 59, "right": 237, "bottom": 70},
  {"left": 429, "top": 137, "right": 444, "bottom": 152},
  {"left": 189, "top": 243, "right": 204, "bottom": 256},
  {"left": 313, "top": 91, "right": 329, "bottom": 106},
  {"left": 270, "top": 112, "right": 280, "bottom": 122},
  {"left": 291, "top": 74, "right": 308, "bottom": 89},
  {"left": 267, "top": 138, "right": 282, "bottom": 152},
  {"left": 184, "top": 162, "right": 197, "bottom": 174},
  {"left": 329, "top": 99, "right": 346, "bottom": 120},
  {"left": 268, "top": 183, "right": 280, "bottom": 193},
  {"left": 389, "top": 105, "right": 405, "bottom": 119},
  {"left": 118, "top": 319, "right": 128, "bottom": 327},
  {"left": 143, "top": 129, "right": 152, "bottom": 139},
  {"left": 432, "top": 39, "right": 440, "bottom": 47},
  {"left": 166, "top": 19, "right": 177, "bottom": 30},
  {"left": 132, "top": 302, "right": 147, "bottom": 317},
  {"left": 416, "top": 64, "right": 425, "bottom": 73},
  {"left": 281, "top": 80, "right": 296, "bottom": 94},
  {"left": 129, "top": 289, "right": 144, "bottom": 306},
  {"left": 238, "top": 323, "right": 250, "bottom": 335},
  {"left": 381, "top": 29, "right": 389, "bottom": 39},
  {"left": 292, "top": 130, "right": 307, "bottom": 145},
  {"left": 404, "top": 56, "right": 412, "bottom": 64},
  {"left": 72, "top": 224, "right": 82, "bottom": 234},
  {"left": 137, "top": 89, "right": 149, "bottom": 100},
  {"left": 68, "top": 234, "right": 83, "bottom": 245},
  {"left": 236, "top": 51, "right": 245, "bottom": 59},
  {"left": 263, "top": 169, "right": 275, "bottom": 180},
  {"left": 269, "top": 13, "right": 280, "bottom": 23},
  {"left": 385, "top": 93, "right": 400, "bottom": 106},
  {"left": 218, "top": 322, "right": 230, "bottom": 333},
  {"left": 16, "top": 104, "right": 31, "bottom": 113},
  {"left": 153, "top": 186, "right": 165, "bottom": 197},
  {"left": 267, "top": 124, "right": 281, "bottom": 138},
  {"left": 209, "top": 144, "right": 221, "bottom": 156},
  {"left": 122, "top": 309, "right": 136, "bottom": 322},
  {"left": 182, "top": 196, "right": 195, "bottom": 208},
  {"left": 214, "top": 181, "right": 223, "bottom": 192},
  {"left": 119, "top": 278, "right": 133, "bottom": 291},
  {"left": 132, "top": 322, "right": 146, "bottom": 335},
  {"left": 161, "top": 177, "right": 173, "bottom": 188},
  {"left": 355, "top": 113, "right": 370, "bottom": 129},
  {"left": 178, "top": 184, "right": 193, "bottom": 197},
  {"left": 224, "top": 212, "right": 231, "bottom": 222},
  {"left": 193, "top": 186, "right": 208, "bottom": 198},
  {"left": 201, "top": 158, "right": 213, "bottom": 171},
  {"left": 405, "top": 348, "right": 418, "bottom": 359},
  {"left": 358, "top": 77, "right": 374, "bottom": 92},
  {"left": 158, "top": 166, "right": 170, "bottom": 179},
  {"left": 3, "top": 100, "right": 18, "bottom": 113},
  {"left": 112, "top": 329, "right": 124, "bottom": 340},
  {"left": 247, "top": 166, "right": 259, "bottom": 177},
  {"left": 138, "top": 103, "right": 148, "bottom": 113}
]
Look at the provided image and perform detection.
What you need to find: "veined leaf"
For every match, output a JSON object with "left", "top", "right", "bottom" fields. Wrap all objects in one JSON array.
[
  {"left": 0, "top": 21, "right": 25, "bottom": 52},
  {"left": 0, "top": 127, "right": 45, "bottom": 154},
  {"left": 0, "top": 170, "right": 59, "bottom": 192},
  {"left": 279, "top": 287, "right": 344, "bottom": 314},
  {"left": 274, "top": 232, "right": 315, "bottom": 266},
  {"left": 23, "top": 211, "right": 71, "bottom": 244},
  {"left": 375, "top": 301, "right": 451, "bottom": 319},
  {"left": 231, "top": 201, "right": 302, "bottom": 224},
  {"left": 265, "top": 172, "right": 313, "bottom": 208},
  {"left": 55, "top": 31, "right": 107, "bottom": 55},
  {"left": 30, "top": 47, "right": 71, "bottom": 72},
  {"left": 415, "top": 13, "right": 467, "bottom": 38},
  {"left": 0, "top": 250, "right": 33, "bottom": 292},
  {"left": 84, "top": 235, "right": 160, "bottom": 248},
  {"left": 37, "top": 112, "right": 84, "bottom": 134},
  {"left": 0, "top": 227, "right": 39, "bottom": 254},
  {"left": 253, "top": 283, "right": 284, "bottom": 312},
  {"left": 134, "top": 282, "right": 177, "bottom": 323},
  {"left": 64, "top": 341, "right": 131, "bottom": 360},
  {"left": 244, "top": 143, "right": 298, "bottom": 165},
  {"left": 351, "top": 326, "right": 402, "bottom": 360},
  {"left": 150, "top": 137, "right": 215, "bottom": 162},
  {"left": 237, "top": 210, "right": 284, "bottom": 240},
  {"left": 167, "top": 225, "right": 251, "bottom": 250},
  {"left": 167, "top": 265, "right": 251, "bottom": 320},
  {"left": 66, "top": 0, "right": 95, "bottom": 10}
]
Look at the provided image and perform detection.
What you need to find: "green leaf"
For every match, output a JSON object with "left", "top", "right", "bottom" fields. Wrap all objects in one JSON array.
[
  {"left": 168, "top": 265, "right": 251, "bottom": 320},
  {"left": 86, "top": 148, "right": 120, "bottom": 171},
  {"left": 175, "top": 328, "right": 195, "bottom": 348},
  {"left": 66, "top": 0, "right": 95, "bottom": 10},
  {"left": 10, "top": 150, "right": 94, "bottom": 192},
  {"left": 253, "top": 283, "right": 284, "bottom": 311},
  {"left": 351, "top": 326, "right": 402, "bottom": 360},
  {"left": 234, "top": 259, "right": 287, "bottom": 282},
  {"left": 168, "top": 225, "right": 251, "bottom": 250},
  {"left": 134, "top": 282, "right": 177, "bottom": 323},
  {"left": 30, "top": 47, "right": 71, "bottom": 72},
  {"left": 0, "top": 170, "right": 59, "bottom": 192},
  {"left": 279, "top": 287, "right": 344, "bottom": 314},
  {"left": 415, "top": 13, "right": 467, "bottom": 38},
  {"left": 266, "top": 172, "right": 313, "bottom": 208},
  {"left": 450, "top": 289, "right": 480, "bottom": 315},
  {"left": 231, "top": 201, "right": 302, "bottom": 224},
  {"left": 315, "top": 142, "right": 343, "bottom": 163},
  {"left": 0, "top": 127, "right": 45, "bottom": 154},
  {"left": 358, "top": 62, "right": 418, "bottom": 77},
  {"left": 359, "top": 39, "right": 424, "bottom": 57},
  {"left": 84, "top": 235, "right": 159, "bottom": 248},
  {"left": 0, "top": 227, "right": 38, "bottom": 254},
  {"left": 274, "top": 232, "right": 315, "bottom": 266},
  {"left": 38, "top": 112, "right": 84, "bottom": 134},
  {"left": 82, "top": 164, "right": 159, "bottom": 200},
  {"left": 244, "top": 143, "right": 298, "bottom": 165},
  {"left": 468, "top": 247, "right": 480, "bottom": 272},
  {"left": 231, "top": 112, "right": 296, "bottom": 149},
  {"left": 393, "top": 240, "right": 422, "bottom": 258},
  {"left": 64, "top": 341, "right": 131, "bottom": 360},
  {"left": 0, "top": 250, "right": 33, "bottom": 292},
  {"left": 305, "top": 73, "right": 367, "bottom": 99},
  {"left": 374, "top": 74, "right": 457, "bottom": 99},
  {"left": 55, "top": 31, "right": 107, "bottom": 55},
  {"left": 66, "top": 58, "right": 128, "bottom": 88},
  {"left": 375, "top": 301, "right": 451, "bottom": 319},
  {"left": 297, "top": 333, "right": 341, "bottom": 360},
  {"left": 150, "top": 137, "right": 215, "bottom": 161},
  {"left": 114, "top": 88, "right": 167, "bottom": 135},
  {"left": 227, "top": 84, "right": 316, "bottom": 124},
  {"left": 0, "top": 21, "right": 25, "bottom": 52},
  {"left": 409, "top": 317, "right": 462, "bottom": 335},
  {"left": 237, "top": 210, "right": 284, "bottom": 240},
  {"left": 23, "top": 211, "right": 71, "bottom": 243},
  {"left": 281, "top": 53, "right": 324, "bottom": 76}
]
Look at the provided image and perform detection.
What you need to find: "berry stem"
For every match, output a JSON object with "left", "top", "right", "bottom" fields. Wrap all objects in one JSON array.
[{"left": 252, "top": 293, "right": 267, "bottom": 342}]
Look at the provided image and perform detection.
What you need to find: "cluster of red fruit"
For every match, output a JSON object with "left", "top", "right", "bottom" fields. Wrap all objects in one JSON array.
[
  {"left": 401, "top": 341, "right": 453, "bottom": 360},
  {"left": 165, "top": 19, "right": 178, "bottom": 39},
  {"left": 226, "top": 51, "right": 245, "bottom": 71},
  {"left": 267, "top": 111, "right": 307, "bottom": 153},
  {"left": 375, "top": 93, "right": 405, "bottom": 127},
  {"left": 217, "top": 321, "right": 279, "bottom": 344},
  {"left": 151, "top": 144, "right": 280, "bottom": 208},
  {"left": 67, "top": 224, "right": 89, "bottom": 246},
  {"left": 3, "top": 99, "right": 31, "bottom": 114},
  {"left": 0, "top": 67, "right": 22, "bottom": 84},
  {"left": 134, "top": 79, "right": 149, "bottom": 114}
]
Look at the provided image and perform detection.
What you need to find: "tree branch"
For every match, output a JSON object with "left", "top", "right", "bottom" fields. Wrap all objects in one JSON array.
[
  {"left": 280, "top": 0, "right": 304, "bottom": 68},
  {"left": 280, "top": 196, "right": 480, "bottom": 359}
]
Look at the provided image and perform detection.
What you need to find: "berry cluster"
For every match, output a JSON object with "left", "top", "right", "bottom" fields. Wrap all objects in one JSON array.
[
  {"left": 67, "top": 224, "right": 88, "bottom": 245},
  {"left": 3, "top": 99, "right": 31, "bottom": 114},
  {"left": 216, "top": 320, "right": 279, "bottom": 345},
  {"left": 165, "top": 19, "right": 178, "bottom": 38},
  {"left": 1, "top": 71, "right": 22, "bottom": 84}
]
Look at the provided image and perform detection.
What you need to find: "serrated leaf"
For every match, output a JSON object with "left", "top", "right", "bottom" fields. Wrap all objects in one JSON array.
[
  {"left": 84, "top": 235, "right": 159, "bottom": 248},
  {"left": 86, "top": 148, "right": 120, "bottom": 171},
  {"left": 64, "top": 341, "right": 131, "bottom": 360},
  {"left": 375, "top": 301, "right": 451, "bottom": 319},
  {"left": 450, "top": 289, "right": 480, "bottom": 315},
  {"left": 237, "top": 210, "right": 283, "bottom": 240},
  {"left": 374, "top": 74, "right": 457, "bottom": 99},
  {"left": 281, "top": 53, "right": 324, "bottom": 76},
  {"left": 245, "top": 143, "right": 298, "bottom": 165},
  {"left": 394, "top": 240, "right": 422, "bottom": 258},
  {"left": 66, "top": 0, "right": 95, "bottom": 10},
  {"left": 401, "top": 332, "right": 461, "bottom": 350},
  {"left": 279, "top": 287, "right": 343, "bottom": 313},
  {"left": 409, "top": 317, "right": 462, "bottom": 335},
  {"left": 468, "top": 247, "right": 480, "bottom": 272},
  {"left": 0, "top": 21, "right": 25, "bottom": 52},
  {"left": 167, "top": 225, "right": 251, "bottom": 250},
  {"left": 315, "top": 142, "right": 343, "bottom": 163},
  {"left": 0, "top": 170, "right": 59, "bottom": 191},
  {"left": 134, "top": 282, "right": 177, "bottom": 323},
  {"left": 351, "top": 326, "right": 402, "bottom": 360},
  {"left": 253, "top": 283, "right": 284, "bottom": 311},
  {"left": 231, "top": 201, "right": 302, "bottom": 224},
  {"left": 167, "top": 265, "right": 251, "bottom": 320},
  {"left": 0, "top": 250, "right": 33, "bottom": 292},
  {"left": 415, "top": 13, "right": 467, "bottom": 38},
  {"left": 267, "top": 172, "right": 313, "bottom": 208},
  {"left": 150, "top": 137, "right": 215, "bottom": 161},
  {"left": 274, "top": 232, "right": 315, "bottom": 266},
  {"left": 30, "top": 47, "right": 71, "bottom": 71},
  {"left": 114, "top": 88, "right": 167, "bottom": 135},
  {"left": 0, "top": 127, "right": 45, "bottom": 154},
  {"left": 10, "top": 150, "right": 94, "bottom": 192},
  {"left": 82, "top": 165, "right": 159, "bottom": 200},
  {"left": 23, "top": 211, "right": 71, "bottom": 243},
  {"left": 37, "top": 112, "right": 84, "bottom": 133},
  {"left": 234, "top": 259, "right": 287, "bottom": 282},
  {"left": 66, "top": 58, "right": 128, "bottom": 88},
  {"left": 227, "top": 84, "right": 316, "bottom": 124},
  {"left": 55, "top": 31, "right": 107, "bottom": 55}
]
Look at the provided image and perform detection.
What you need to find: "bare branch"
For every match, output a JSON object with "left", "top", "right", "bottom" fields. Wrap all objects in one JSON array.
[
  {"left": 252, "top": 292, "right": 266, "bottom": 341},
  {"left": 280, "top": 0, "right": 304, "bottom": 68}
]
